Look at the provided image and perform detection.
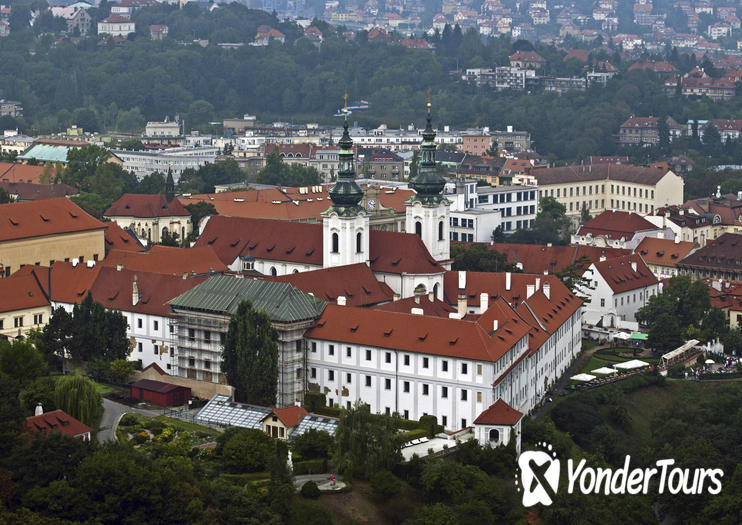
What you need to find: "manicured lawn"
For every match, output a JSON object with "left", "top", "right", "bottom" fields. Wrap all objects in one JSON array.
[{"left": 94, "top": 382, "right": 114, "bottom": 395}]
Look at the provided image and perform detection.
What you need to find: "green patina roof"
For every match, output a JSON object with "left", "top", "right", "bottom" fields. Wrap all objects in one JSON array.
[
  {"left": 18, "top": 144, "right": 72, "bottom": 163},
  {"left": 168, "top": 275, "right": 326, "bottom": 322}
]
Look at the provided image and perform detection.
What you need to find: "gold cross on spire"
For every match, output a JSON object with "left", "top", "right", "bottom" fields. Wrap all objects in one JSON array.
[
  {"left": 344, "top": 93, "right": 349, "bottom": 121},
  {"left": 427, "top": 88, "right": 432, "bottom": 115}
]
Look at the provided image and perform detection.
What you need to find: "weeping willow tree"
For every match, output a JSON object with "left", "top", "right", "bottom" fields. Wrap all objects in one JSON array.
[{"left": 54, "top": 374, "right": 101, "bottom": 427}]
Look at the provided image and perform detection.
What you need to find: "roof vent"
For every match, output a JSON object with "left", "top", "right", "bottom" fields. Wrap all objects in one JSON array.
[{"left": 411, "top": 307, "right": 424, "bottom": 315}]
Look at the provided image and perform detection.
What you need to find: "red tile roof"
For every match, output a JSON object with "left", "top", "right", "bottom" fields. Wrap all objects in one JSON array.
[
  {"left": 89, "top": 267, "right": 207, "bottom": 317},
  {"left": 104, "top": 222, "right": 145, "bottom": 253},
  {"left": 564, "top": 49, "right": 589, "bottom": 62},
  {"left": 24, "top": 409, "right": 91, "bottom": 439},
  {"left": 489, "top": 243, "right": 630, "bottom": 274},
  {"left": 197, "top": 216, "right": 445, "bottom": 275},
  {"left": 263, "top": 263, "right": 394, "bottom": 306},
  {"left": 0, "top": 198, "right": 105, "bottom": 243},
  {"left": 99, "top": 246, "right": 227, "bottom": 276},
  {"left": 592, "top": 254, "right": 658, "bottom": 293},
  {"left": 0, "top": 162, "right": 46, "bottom": 184},
  {"left": 533, "top": 164, "right": 671, "bottom": 185},
  {"left": 13, "top": 263, "right": 100, "bottom": 305},
  {"left": 635, "top": 237, "right": 696, "bottom": 267},
  {"left": 104, "top": 194, "right": 190, "bottom": 218},
  {"left": 373, "top": 295, "right": 455, "bottom": 317},
  {"left": 509, "top": 50, "right": 545, "bottom": 62},
  {"left": 271, "top": 406, "right": 308, "bottom": 427},
  {"left": 577, "top": 210, "right": 658, "bottom": 240},
  {"left": 131, "top": 379, "right": 188, "bottom": 394},
  {"left": 473, "top": 399, "right": 523, "bottom": 425},
  {"left": 102, "top": 14, "right": 132, "bottom": 23},
  {"left": 679, "top": 233, "right": 742, "bottom": 271},
  {"left": 306, "top": 302, "right": 528, "bottom": 362},
  {"left": 0, "top": 272, "right": 49, "bottom": 313},
  {"left": 0, "top": 181, "right": 78, "bottom": 201}
]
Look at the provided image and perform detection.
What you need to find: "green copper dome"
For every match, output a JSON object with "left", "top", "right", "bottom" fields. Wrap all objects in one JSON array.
[
  {"left": 409, "top": 103, "right": 446, "bottom": 205},
  {"left": 326, "top": 121, "right": 364, "bottom": 216}
]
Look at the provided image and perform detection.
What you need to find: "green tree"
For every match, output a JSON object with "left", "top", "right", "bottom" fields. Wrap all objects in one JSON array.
[
  {"left": 332, "top": 400, "right": 404, "bottom": 479},
  {"left": 221, "top": 429, "right": 276, "bottom": 473},
  {"left": 109, "top": 359, "right": 135, "bottom": 384},
  {"left": 62, "top": 146, "right": 112, "bottom": 188},
  {"left": 509, "top": 197, "right": 572, "bottom": 245},
  {"left": 136, "top": 172, "right": 165, "bottom": 194},
  {"left": 0, "top": 340, "right": 46, "bottom": 387},
  {"left": 579, "top": 205, "right": 592, "bottom": 224},
  {"left": 409, "top": 150, "right": 420, "bottom": 181},
  {"left": 451, "top": 243, "right": 520, "bottom": 272},
  {"left": 0, "top": 187, "right": 11, "bottom": 204},
  {"left": 722, "top": 327, "right": 742, "bottom": 355},
  {"left": 291, "top": 429, "right": 332, "bottom": 460},
  {"left": 370, "top": 470, "right": 401, "bottom": 500},
  {"left": 119, "top": 139, "right": 145, "bottom": 151},
  {"left": 185, "top": 201, "right": 218, "bottom": 234},
  {"left": 221, "top": 300, "right": 279, "bottom": 405},
  {"left": 555, "top": 256, "right": 596, "bottom": 301},
  {"left": 54, "top": 374, "right": 101, "bottom": 427},
  {"left": 648, "top": 312, "right": 684, "bottom": 353}
]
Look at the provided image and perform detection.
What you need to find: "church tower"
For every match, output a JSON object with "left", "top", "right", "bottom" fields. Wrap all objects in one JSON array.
[
  {"left": 322, "top": 95, "right": 369, "bottom": 268},
  {"left": 406, "top": 92, "right": 451, "bottom": 266}
]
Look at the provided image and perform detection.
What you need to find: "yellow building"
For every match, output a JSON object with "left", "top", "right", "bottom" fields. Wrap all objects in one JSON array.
[
  {"left": 0, "top": 271, "right": 50, "bottom": 339},
  {"left": 0, "top": 198, "right": 106, "bottom": 278},
  {"left": 534, "top": 164, "right": 684, "bottom": 222}
]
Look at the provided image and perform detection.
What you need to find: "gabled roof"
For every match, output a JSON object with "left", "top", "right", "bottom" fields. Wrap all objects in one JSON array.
[
  {"left": 89, "top": 267, "right": 207, "bottom": 317},
  {"left": 0, "top": 162, "right": 46, "bottom": 184},
  {"left": 104, "top": 222, "right": 145, "bottom": 253},
  {"left": 101, "top": 14, "right": 132, "bottom": 23},
  {"left": 0, "top": 198, "right": 105, "bottom": 243},
  {"left": 0, "top": 271, "right": 49, "bottom": 313},
  {"left": 635, "top": 237, "right": 695, "bottom": 267},
  {"left": 24, "top": 409, "right": 91, "bottom": 438},
  {"left": 131, "top": 379, "right": 188, "bottom": 394},
  {"left": 305, "top": 303, "right": 528, "bottom": 362},
  {"left": 577, "top": 210, "right": 658, "bottom": 240},
  {"left": 592, "top": 254, "right": 657, "bottom": 293},
  {"left": 533, "top": 164, "right": 672, "bottom": 185},
  {"left": 474, "top": 399, "right": 523, "bottom": 425},
  {"left": 263, "top": 263, "right": 394, "bottom": 306},
  {"left": 99, "top": 246, "right": 226, "bottom": 276},
  {"left": 14, "top": 263, "right": 100, "bottom": 305},
  {"left": 679, "top": 233, "right": 742, "bottom": 271},
  {"left": 489, "top": 243, "right": 630, "bottom": 274},
  {"left": 168, "top": 274, "right": 327, "bottom": 323},
  {"left": 104, "top": 193, "right": 190, "bottom": 218},
  {"left": 0, "top": 181, "right": 78, "bottom": 201},
  {"left": 370, "top": 230, "right": 445, "bottom": 275},
  {"left": 509, "top": 50, "right": 545, "bottom": 62},
  {"left": 269, "top": 406, "right": 308, "bottom": 427}
]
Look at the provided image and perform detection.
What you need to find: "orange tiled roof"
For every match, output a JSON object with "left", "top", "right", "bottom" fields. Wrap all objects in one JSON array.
[
  {"left": 24, "top": 409, "right": 90, "bottom": 438},
  {"left": 473, "top": 399, "right": 523, "bottom": 425},
  {"left": 271, "top": 406, "right": 308, "bottom": 427},
  {"left": 592, "top": 254, "right": 658, "bottom": 293},
  {"left": 635, "top": 237, "right": 695, "bottom": 267},
  {"left": 104, "top": 222, "right": 145, "bottom": 253},
  {"left": 0, "top": 272, "right": 49, "bottom": 313},
  {"left": 104, "top": 194, "right": 190, "bottom": 218},
  {"left": 0, "top": 198, "right": 105, "bottom": 243},
  {"left": 0, "top": 162, "right": 47, "bottom": 184},
  {"left": 98, "top": 246, "right": 227, "bottom": 276}
]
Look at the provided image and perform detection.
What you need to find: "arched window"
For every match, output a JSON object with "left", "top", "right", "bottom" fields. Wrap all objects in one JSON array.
[
  {"left": 415, "top": 221, "right": 422, "bottom": 237},
  {"left": 270, "top": 266, "right": 277, "bottom": 276},
  {"left": 489, "top": 428, "right": 500, "bottom": 442},
  {"left": 293, "top": 269, "right": 299, "bottom": 274},
  {"left": 356, "top": 232, "right": 362, "bottom": 253},
  {"left": 332, "top": 233, "right": 339, "bottom": 253},
  {"left": 433, "top": 283, "right": 439, "bottom": 299},
  {"left": 438, "top": 220, "right": 444, "bottom": 241}
]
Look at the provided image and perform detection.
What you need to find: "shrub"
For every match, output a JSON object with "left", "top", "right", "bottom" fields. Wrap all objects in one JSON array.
[
  {"left": 402, "top": 429, "right": 428, "bottom": 442},
  {"left": 145, "top": 420, "right": 166, "bottom": 435},
  {"left": 119, "top": 414, "right": 139, "bottom": 427},
  {"left": 156, "top": 427, "right": 176, "bottom": 443},
  {"left": 292, "top": 429, "right": 333, "bottom": 460},
  {"left": 132, "top": 431, "right": 149, "bottom": 445},
  {"left": 221, "top": 429, "right": 276, "bottom": 473},
  {"left": 304, "top": 391, "right": 326, "bottom": 412},
  {"left": 398, "top": 418, "right": 420, "bottom": 431},
  {"left": 668, "top": 364, "right": 686, "bottom": 378},
  {"left": 292, "top": 458, "right": 327, "bottom": 475},
  {"left": 300, "top": 480, "right": 321, "bottom": 499},
  {"left": 419, "top": 415, "right": 438, "bottom": 438},
  {"left": 370, "top": 470, "right": 401, "bottom": 500}
]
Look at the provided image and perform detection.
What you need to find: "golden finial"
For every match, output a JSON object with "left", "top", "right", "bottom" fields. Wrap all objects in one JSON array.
[
  {"left": 344, "top": 93, "right": 349, "bottom": 121},
  {"left": 427, "top": 88, "right": 432, "bottom": 115}
]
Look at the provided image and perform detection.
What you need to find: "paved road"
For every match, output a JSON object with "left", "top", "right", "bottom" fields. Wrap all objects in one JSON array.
[
  {"left": 97, "top": 398, "right": 161, "bottom": 444},
  {"left": 294, "top": 474, "right": 345, "bottom": 492}
]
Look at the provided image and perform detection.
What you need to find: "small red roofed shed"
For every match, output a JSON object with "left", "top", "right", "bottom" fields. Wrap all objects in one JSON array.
[
  {"left": 473, "top": 399, "right": 523, "bottom": 451},
  {"left": 130, "top": 379, "right": 191, "bottom": 406}
]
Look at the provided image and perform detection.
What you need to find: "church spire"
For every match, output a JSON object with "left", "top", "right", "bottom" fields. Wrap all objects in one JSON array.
[
  {"left": 409, "top": 89, "right": 446, "bottom": 205},
  {"left": 165, "top": 164, "right": 175, "bottom": 203},
  {"left": 326, "top": 93, "right": 364, "bottom": 216}
]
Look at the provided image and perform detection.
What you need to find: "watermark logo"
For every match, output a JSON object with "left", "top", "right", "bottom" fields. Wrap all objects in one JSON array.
[
  {"left": 516, "top": 442, "right": 560, "bottom": 507},
  {"left": 516, "top": 442, "right": 724, "bottom": 507}
]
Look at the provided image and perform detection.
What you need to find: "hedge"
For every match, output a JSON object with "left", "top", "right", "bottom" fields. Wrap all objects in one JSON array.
[
  {"left": 312, "top": 406, "right": 342, "bottom": 418},
  {"left": 402, "top": 429, "right": 428, "bottom": 442},
  {"left": 221, "top": 472, "right": 270, "bottom": 485},
  {"left": 293, "top": 458, "right": 328, "bottom": 475}
]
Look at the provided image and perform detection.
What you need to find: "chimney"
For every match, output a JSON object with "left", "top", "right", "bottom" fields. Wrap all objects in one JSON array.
[
  {"left": 35, "top": 403, "right": 43, "bottom": 416},
  {"left": 543, "top": 282, "right": 551, "bottom": 300},
  {"left": 337, "top": 296, "right": 346, "bottom": 306},
  {"left": 72, "top": 258, "right": 79, "bottom": 267},
  {"left": 480, "top": 292, "right": 488, "bottom": 313},
  {"left": 599, "top": 256, "right": 607, "bottom": 262},
  {"left": 712, "top": 280, "right": 722, "bottom": 291},
  {"left": 183, "top": 272, "right": 188, "bottom": 279},
  {"left": 505, "top": 271, "right": 511, "bottom": 291},
  {"left": 492, "top": 319, "right": 498, "bottom": 332},
  {"left": 428, "top": 291, "right": 434, "bottom": 302},
  {"left": 448, "top": 312, "right": 461, "bottom": 319},
  {"left": 674, "top": 235, "right": 680, "bottom": 244},
  {"left": 737, "top": 191, "right": 742, "bottom": 201},
  {"left": 414, "top": 285, "right": 425, "bottom": 304},
  {"left": 411, "top": 307, "right": 424, "bottom": 315},
  {"left": 458, "top": 270, "right": 466, "bottom": 290},
  {"left": 535, "top": 277, "right": 541, "bottom": 291},
  {"left": 415, "top": 295, "right": 420, "bottom": 304},
  {"left": 526, "top": 284, "right": 535, "bottom": 299},
  {"left": 631, "top": 261, "right": 637, "bottom": 272},
  {"left": 117, "top": 264, "right": 123, "bottom": 271},
  {"left": 543, "top": 270, "right": 548, "bottom": 275},
  {"left": 393, "top": 293, "right": 400, "bottom": 302},
  {"left": 132, "top": 275, "right": 140, "bottom": 306},
  {"left": 457, "top": 293, "right": 467, "bottom": 318}
]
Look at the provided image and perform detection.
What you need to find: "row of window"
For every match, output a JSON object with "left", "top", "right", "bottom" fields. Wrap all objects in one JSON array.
[
  {"left": 0, "top": 313, "right": 44, "bottom": 330},
  {"left": 542, "top": 185, "right": 656, "bottom": 200},
  {"left": 310, "top": 342, "right": 483, "bottom": 375},
  {"left": 451, "top": 232, "right": 474, "bottom": 242}
]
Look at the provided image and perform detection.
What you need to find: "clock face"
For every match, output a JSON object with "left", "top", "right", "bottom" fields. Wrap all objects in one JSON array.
[{"left": 368, "top": 199, "right": 376, "bottom": 210}]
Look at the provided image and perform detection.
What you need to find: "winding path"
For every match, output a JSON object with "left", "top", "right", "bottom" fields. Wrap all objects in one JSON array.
[{"left": 97, "top": 398, "right": 161, "bottom": 444}]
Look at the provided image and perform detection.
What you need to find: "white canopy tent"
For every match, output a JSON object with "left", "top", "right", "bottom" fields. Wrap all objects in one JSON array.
[
  {"left": 592, "top": 367, "right": 618, "bottom": 375},
  {"left": 705, "top": 359, "right": 715, "bottom": 365},
  {"left": 614, "top": 359, "right": 649, "bottom": 370},
  {"left": 571, "top": 373, "right": 596, "bottom": 382}
]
